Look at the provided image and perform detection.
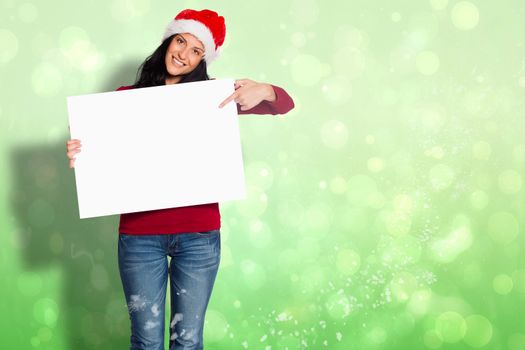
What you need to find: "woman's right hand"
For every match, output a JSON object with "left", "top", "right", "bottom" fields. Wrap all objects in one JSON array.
[{"left": 66, "top": 139, "right": 82, "bottom": 168}]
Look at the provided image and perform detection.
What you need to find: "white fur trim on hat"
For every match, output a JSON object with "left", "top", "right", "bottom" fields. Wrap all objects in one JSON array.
[{"left": 163, "top": 19, "right": 218, "bottom": 65}]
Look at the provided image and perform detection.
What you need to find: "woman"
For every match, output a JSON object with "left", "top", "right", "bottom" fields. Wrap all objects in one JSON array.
[{"left": 66, "top": 9, "right": 294, "bottom": 350}]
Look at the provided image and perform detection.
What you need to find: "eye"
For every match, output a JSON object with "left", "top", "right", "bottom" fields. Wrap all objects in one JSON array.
[
  {"left": 177, "top": 38, "right": 184, "bottom": 44},
  {"left": 193, "top": 49, "right": 201, "bottom": 56}
]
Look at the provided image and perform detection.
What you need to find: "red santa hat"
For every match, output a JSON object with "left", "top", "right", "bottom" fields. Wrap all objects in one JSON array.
[{"left": 162, "top": 9, "right": 226, "bottom": 65}]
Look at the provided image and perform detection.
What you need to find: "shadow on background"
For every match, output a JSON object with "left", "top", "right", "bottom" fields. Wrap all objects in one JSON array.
[{"left": 10, "top": 60, "right": 142, "bottom": 349}]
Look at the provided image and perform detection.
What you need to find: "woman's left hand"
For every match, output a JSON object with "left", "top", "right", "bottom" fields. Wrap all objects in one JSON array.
[{"left": 219, "top": 79, "right": 276, "bottom": 110}]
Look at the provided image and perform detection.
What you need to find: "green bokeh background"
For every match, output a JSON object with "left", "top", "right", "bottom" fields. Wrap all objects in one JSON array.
[{"left": 1, "top": 0, "right": 524, "bottom": 349}]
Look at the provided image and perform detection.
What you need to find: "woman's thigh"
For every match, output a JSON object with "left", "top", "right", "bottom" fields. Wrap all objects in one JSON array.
[
  {"left": 168, "top": 229, "right": 221, "bottom": 349},
  {"left": 118, "top": 234, "right": 169, "bottom": 350}
]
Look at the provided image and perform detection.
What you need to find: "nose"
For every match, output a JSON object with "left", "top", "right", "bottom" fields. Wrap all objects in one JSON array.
[{"left": 177, "top": 47, "right": 190, "bottom": 61}]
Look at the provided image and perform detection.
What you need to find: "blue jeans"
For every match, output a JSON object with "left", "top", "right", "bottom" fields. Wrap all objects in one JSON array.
[{"left": 118, "top": 230, "right": 221, "bottom": 350}]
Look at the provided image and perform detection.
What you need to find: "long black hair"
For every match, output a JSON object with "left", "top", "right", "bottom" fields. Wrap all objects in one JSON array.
[{"left": 133, "top": 34, "right": 210, "bottom": 88}]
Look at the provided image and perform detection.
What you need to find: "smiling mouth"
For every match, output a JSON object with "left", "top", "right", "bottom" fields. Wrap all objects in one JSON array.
[{"left": 172, "top": 56, "right": 186, "bottom": 66}]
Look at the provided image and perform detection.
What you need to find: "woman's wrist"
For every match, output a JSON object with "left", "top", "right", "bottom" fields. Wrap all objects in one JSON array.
[{"left": 264, "top": 84, "right": 276, "bottom": 102}]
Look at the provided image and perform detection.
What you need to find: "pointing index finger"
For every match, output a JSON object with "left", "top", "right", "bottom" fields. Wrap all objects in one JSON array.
[{"left": 219, "top": 91, "right": 237, "bottom": 108}]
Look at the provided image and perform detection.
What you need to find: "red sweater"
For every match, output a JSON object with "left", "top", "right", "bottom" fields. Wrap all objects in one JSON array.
[{"left": 116, "top": 83, "right": 294, "bottom": 235}]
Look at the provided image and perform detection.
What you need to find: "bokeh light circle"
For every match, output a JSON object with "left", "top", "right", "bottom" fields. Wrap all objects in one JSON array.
[
  {"left": 410, "top": 12, "right": 440, "bottom": 43},
  {"left": 389, "top": 271, "right": 418, "bottom": 302},
  {"left": 407, "top": 288, "right": 432, "bottom": 316},
  {"left": 393, "top": 194, "right": 413, "bottom": 212},
  {"left": 330, "top": 176, "right": 348, "bottom": 194},
  {"left": 204, "top": 309, "right": 228, "bottom": 342},
  {"left": 33, "top": 298, "right": 59, "bottom": 327},
  {"left": 38, "top": 327, "right": 53, "bottom": 342},
  {"left": 247, "top": 219, "right": 273, "bottom": 248},
  {"left": 435, "top": 311, "right": 467, "bottom": 343},
  {"left": 32, "top": 63, "right": 63, "bottom": 97},
  {"left": 30, "top": 336, "right": 40, "bottom": 347},
  {"left": 59, "top": 26, "right": 90, "bottom": 60},
  {"left": 321, "top": 76, "right": 351, "bottom": 105},
  {"left": 325, "top": 292, "right": 352, "bottom": 319},
  {"left": 451, "top": 1, "right": 480, "bottom": 30},
  {"left": 365, "top": 326, "right": 388, "bottom": 346},
  {"left": 430, "top": 215, "right": 473, "bottom": 263},
  {"left": 463, "top": 314, "right": 493, "bottom": 347},
  {"left": 384, "top": 210, "right": 412, "bottom": 237},
  {"left": 391, "top": 12, "right": 402, "bottom": 22}
]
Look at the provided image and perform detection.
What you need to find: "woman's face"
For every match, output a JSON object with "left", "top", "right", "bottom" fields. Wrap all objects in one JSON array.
[{"left": 165, "top": 33, "right": 205, "bottom": 84}]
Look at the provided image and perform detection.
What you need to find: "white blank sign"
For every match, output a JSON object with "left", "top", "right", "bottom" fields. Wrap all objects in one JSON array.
[{"left": 67, "top": 79, "right": 246, "bottom": 219}]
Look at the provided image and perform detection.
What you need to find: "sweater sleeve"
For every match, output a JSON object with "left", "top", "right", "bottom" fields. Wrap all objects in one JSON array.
[
  {"left": 237, "top": 84, "right": 295, "bottom": 115},
  {"left": 116, "top": 85, "right": 133, "bottom": 91}
]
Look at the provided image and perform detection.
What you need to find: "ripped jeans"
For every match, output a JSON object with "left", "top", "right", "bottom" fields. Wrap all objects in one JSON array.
[{"left": 118, "top": 230, "right": 221, "bottom": 350}]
